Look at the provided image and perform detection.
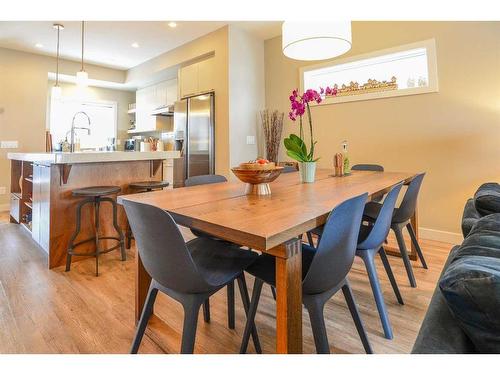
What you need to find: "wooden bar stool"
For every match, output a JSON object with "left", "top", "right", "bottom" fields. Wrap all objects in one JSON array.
[
  {"left": 126, "top": 180, "right": 170, "bottom": 249},
  {"left": 65, "top": 186, "right": 126, "bottom": 276}
]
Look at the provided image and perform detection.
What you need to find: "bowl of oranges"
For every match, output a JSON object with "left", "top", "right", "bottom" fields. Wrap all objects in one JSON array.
[{"left": 231, "top": 158, "right": 284, "bottom": 195}]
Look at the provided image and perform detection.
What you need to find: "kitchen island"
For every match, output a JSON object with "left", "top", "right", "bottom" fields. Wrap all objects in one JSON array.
[{"left": 8, "top": 151, "right": 180, "bottom": 269}]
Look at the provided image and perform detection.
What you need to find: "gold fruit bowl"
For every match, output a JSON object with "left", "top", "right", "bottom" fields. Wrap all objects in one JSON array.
[{"left": 231, "top": 166, "right": 284, "bottom": 195}]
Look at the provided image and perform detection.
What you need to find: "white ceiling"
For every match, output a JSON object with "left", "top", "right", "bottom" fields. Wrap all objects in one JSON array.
[{"left": 0, "top": 21, "right": 282, "bottom": 70}]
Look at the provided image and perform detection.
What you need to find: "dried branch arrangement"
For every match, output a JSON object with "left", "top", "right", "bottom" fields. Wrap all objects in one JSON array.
[{"left": 261, "top": 109, "right": 284, "bottom": 163}]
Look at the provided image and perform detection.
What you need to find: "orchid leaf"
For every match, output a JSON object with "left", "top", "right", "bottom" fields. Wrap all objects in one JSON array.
[
  {"left": 284, "top": 137, "right": 303, "bottom": 156},
  {"left": 286, "top": 150, "right": 306, "bottom": 162}
]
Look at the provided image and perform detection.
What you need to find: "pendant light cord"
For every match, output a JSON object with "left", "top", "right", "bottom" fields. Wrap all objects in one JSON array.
[
  {"left": 81, "top": 21, "right": 85, "bottom": 71},
  {"left": 56, "top": 26, "right": 60, "bottom": 86}
]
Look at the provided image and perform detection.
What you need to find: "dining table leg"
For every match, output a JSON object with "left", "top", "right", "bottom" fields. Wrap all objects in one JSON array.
[
  {"left": 136, "top": 250, "right": 152, "bottom": 323},
  {"left": 273, "top": 238, "right": 303, "bottom": 354}
]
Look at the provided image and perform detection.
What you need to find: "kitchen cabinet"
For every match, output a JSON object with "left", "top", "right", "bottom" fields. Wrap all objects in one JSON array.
[
  {"left": 32, "top": 163, "right": 50, "bottom": 253},
  {"left": 197, "top": 58, "right": 215, "bottom": 93},
  {"left": 180, "top": 63, "right": 199, "bottom": 98},
  {"left": 135, "top": 79, "right": 178, "bottom": 132},
  {"left": 166, "top": 79, "right": 178, "bottom": 105},
  {"left": 135, "top": 85, "right": 156, "bottom": 132},
  {"left": 180, "top": 57, "right": 215, "bottom": 98}
]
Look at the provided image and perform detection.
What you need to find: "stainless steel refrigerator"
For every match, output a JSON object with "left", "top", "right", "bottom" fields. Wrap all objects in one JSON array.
[{"left": 173, "top": 93, "right": 215, "bottom": 179}]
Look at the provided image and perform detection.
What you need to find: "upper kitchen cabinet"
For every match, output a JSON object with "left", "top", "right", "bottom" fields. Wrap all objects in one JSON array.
[
  {"left": 134, "top": 79, "right": 177, "bottom": 132},
  {"left": 197, "top": 58, "right": 216, "bottom": 93},
  {"left": 179, "top": 57, "right": 215, "bottom": 98},
  {"left": 180, "top": 63, "right": 199, "bottom": 98}
]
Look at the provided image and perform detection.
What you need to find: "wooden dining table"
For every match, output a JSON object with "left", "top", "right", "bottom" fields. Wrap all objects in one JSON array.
[{"left": 118, "top": 168, "right": 420, "bottom": 354}]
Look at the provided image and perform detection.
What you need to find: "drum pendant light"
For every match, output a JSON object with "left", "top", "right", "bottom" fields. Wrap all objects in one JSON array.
[
  {"left": 76, "top": 21, "right": 88, "bottom": 87},
  {"left": 282, "top": 21, "right": 352, "bottom": 61},
  {"left": 51, "top": 23, "right": 64, "bottom": 99}
]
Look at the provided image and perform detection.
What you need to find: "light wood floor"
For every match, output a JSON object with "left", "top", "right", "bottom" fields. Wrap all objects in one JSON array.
[{"left": 0, "top": 213, "right": 453, "bottom": 354}]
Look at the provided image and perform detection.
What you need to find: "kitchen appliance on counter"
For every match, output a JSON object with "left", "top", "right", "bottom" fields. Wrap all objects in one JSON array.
[
  {"left": 124, "top": 138, "right": 141, "bottom": 152},
  {"left": 174, "top": 93, "right": 215, "bottom": 179}
]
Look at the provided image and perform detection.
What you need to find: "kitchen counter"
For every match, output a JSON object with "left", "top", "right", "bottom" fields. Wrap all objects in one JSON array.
[
  {"left": 8, "top": 150, "right": 182, "bottom": 269},
  {"left": 7, "top": 151, "right": 180, "bottom": 164}
]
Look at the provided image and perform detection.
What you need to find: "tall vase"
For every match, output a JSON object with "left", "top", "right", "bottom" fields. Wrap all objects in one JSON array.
[{"left": 299, "top": 162, "right": 316, "bottom": 183}]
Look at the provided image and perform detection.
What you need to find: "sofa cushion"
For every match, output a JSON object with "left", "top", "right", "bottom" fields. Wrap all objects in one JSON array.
[
  {"left": 467, "top": 213, "right": 500, "bottom": 236},
  {"left": 453, "top": 214, "right": 500, "bottom": 260},
  {"left": 474, "top": 183, "right": 500, "bottom": 216},
  {"left": 439, "top": 256, "right": 500, "bottom": 353},
  {"left": 461, "top": 199, "right": 482, "bottom": 238}
]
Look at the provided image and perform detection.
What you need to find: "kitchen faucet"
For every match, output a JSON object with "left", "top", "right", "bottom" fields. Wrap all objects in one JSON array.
[{"left": 69, "top": 111, "right": 91, "bottom": 152}]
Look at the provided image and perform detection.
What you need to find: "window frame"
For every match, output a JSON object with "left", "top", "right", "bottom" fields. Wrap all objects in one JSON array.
[{"left": 299, "top": 38, "right": 439, "bottom": 105}]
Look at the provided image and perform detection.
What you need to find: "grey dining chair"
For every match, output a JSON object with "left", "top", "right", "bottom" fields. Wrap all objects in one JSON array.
[
  {"left": 306, "top": 163, "right": 385, "bottom": 248},
  {"left": 282, "top": 165, "right": 298, "bottom": 173},
  {"left": 123, "top": 200, "right": 261, "bottom": 354},
  {"left": 355, "top": 183, "right": 404, "bottom": 339},
  {"left": 351, "top": 164, "right": 384, "bottom": 172},
  {"left": 184, "top": 174, "right": 236, "bottom": 329},
  {"left": 363, "top": 173, "right": 427, "bottom": 288},
  {"left": 240, "top": 193, "right": 373, "bottom": 354}
]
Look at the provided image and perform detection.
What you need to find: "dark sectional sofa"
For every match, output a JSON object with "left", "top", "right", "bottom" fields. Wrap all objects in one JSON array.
[{"left": 412, "top": 183, "right": 500, "bottom": 353}]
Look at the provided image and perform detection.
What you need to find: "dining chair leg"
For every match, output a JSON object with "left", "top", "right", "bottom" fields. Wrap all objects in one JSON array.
[
  {"left": 236, "top": 274, "right": 262, "bottom": 353},
  {"left": 202, "top": 299, "right": 210, "bottom": 323},
  {"left": 240, "top": 278, "right": 263, "bottom": 354},
  {"left": 341, "top": 280, "right": 373, "bottom": 354},
  {"left": 180, "top": 298, "right": 203, "bottom": 354},
  {"left": 227, "top": 281, "right": 235, "bottom": 329},
  {"left": 393, "top": 226, "right": 417, "bottom": 287},
  {"left": 130, "top": 285, "right": 158, "bottom": 354},
  {"left": 359, "top": 251, "right": 394, "bottom": 339},
  {"left": 379, "top": 247, "right": 404, "bottom": 305},
  {"left": 406, "top": 223, "right": 428, "bottom": 269},
  {"left": 270, "top": 285, "right": 277, "bottom": 300},
  {"left": 304, "top": 298, "right": 329, "bottom": 354},
  {"left": 306, "top": 231, "right": 315, "bottom": 247}
]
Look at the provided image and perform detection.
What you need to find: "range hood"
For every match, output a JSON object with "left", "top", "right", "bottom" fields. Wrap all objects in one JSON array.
[{"left": 151, "top": 104, "right": 174, "bottom": 116}]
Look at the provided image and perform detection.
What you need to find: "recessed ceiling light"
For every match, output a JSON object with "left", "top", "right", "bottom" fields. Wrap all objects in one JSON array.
[
  {"left": 168, "top": 22, "right": 177, "bottom": 28},
  {"left": 35, "top": 43, "right": 44, "bottom": 48},
  {"left": 131, "top": 42, "right": 139, "bottom": 48}
]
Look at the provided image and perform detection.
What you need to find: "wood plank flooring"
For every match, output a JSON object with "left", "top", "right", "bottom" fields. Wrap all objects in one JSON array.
[{"left": 0, "top": 213, "right": 453, "bottom": 354}]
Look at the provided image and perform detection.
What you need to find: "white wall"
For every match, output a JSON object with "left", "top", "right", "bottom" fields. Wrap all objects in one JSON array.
[{"left": 228, "top": 25, "right": 265, "bottom": 168}]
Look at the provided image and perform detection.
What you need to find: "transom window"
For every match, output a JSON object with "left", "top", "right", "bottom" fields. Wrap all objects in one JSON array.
[{"left": 301, "top": 39, "right": 438, "bottom": 104}]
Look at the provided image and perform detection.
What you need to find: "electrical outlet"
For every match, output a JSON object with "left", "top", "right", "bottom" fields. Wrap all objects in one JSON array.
[
  {"left": 0, "top": 140, "right": 18, "bottom": 149},
  {"left": 246, "top": 136, "right": 255, "bottom": 145},
  {"left": 0, "top": 186, "right": 7, "bottom": 195}
]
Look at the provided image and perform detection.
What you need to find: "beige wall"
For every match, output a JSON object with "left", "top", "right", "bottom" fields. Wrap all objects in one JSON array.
[
  {"left": 0, "top": 47, "right": 128, "bottom": 207},
  {"left": 265, "top": 21, "right": 500, "bottom": 238},
  {"left": 127, "top": 26, "right": 230, "bottom": 176},
  {"left": 46, "top": 81, "right": 135, "bottom": 148},
  {"left": 228, "top": 25, "right": 265, "bottom": 168}
]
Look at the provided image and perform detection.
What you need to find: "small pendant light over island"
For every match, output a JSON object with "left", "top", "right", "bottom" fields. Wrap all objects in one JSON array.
[
  {"left": 51, "top": 23, "right": 64, "bottom": 99},
  {"left": 76, "top": 21, "right": 88, "bottom": 87}
]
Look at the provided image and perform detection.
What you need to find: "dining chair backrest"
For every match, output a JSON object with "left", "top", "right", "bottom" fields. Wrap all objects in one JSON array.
[
  {"left": 302, "top": 193, "right": 368, "bottom": 295},
  {"left": 393, "top": 173, "right": 425, "bottom": 224},
  {"left": 352, "top": 164, "right": 384, "bottom": 172},
  {"left": 184, "top": 174, "right": 227, "bottom": 187},
  {"left": 357, "top": 183, "right": 403, "bottom": 250},
  {"left": 123, "top": 200, "right": 211, "bottom": 294},
  {"left": 282, "top": 165, "right": 298, "bottom": 173}
]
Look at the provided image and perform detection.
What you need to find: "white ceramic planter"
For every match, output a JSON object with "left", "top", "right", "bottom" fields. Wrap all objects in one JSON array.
[{"left": 299, "top": 161, "right": 317, "bottom": 183}]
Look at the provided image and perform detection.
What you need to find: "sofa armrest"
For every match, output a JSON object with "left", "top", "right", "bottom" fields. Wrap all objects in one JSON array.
[{"left": 412, "top": 247, "right": 476, "bottom": 353}]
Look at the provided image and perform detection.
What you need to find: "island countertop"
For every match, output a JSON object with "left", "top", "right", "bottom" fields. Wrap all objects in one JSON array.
[{"left": 7, "top": 150, "right": 180, "bottom": 164}]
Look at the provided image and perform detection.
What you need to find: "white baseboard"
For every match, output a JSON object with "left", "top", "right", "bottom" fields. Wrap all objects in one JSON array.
[{"left": 418, "top": 227, "right": 463, "bottom": 245}]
